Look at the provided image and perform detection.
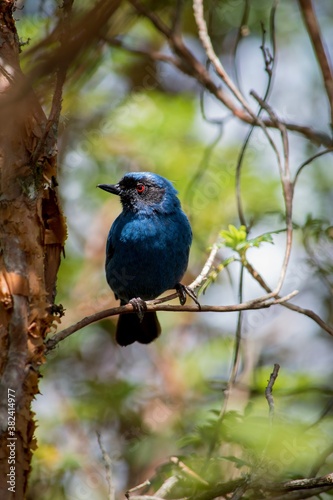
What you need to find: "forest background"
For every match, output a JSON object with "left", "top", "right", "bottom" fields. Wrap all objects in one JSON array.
[{"left": 0, "top": 0, "right": 332, "bottom": 499}]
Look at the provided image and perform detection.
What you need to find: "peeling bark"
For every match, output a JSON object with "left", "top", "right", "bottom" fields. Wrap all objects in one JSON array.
[{"left": 0, "top": 2, "right": 66, "bottom": 498}]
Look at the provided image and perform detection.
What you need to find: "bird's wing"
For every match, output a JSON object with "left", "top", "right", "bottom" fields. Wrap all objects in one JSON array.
[
  {"left": 106, "top": 231, "right": 119, "bottom": 300},
  {"left": 106, "top": 233, "right": 114, "bottom": 261}
]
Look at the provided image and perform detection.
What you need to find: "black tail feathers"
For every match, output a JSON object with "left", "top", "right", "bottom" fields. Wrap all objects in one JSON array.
[{"left": 115, "top": 311, "right": 161, "bottom": 346}]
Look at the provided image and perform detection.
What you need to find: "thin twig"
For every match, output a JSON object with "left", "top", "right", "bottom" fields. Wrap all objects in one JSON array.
[
  {"left": 271, "top": 291, "right": 298, "bottom": 304},
  {"left": 193, "top": 0, "right": 256, "bottom": 113},
  {"left": 193, "top": 0, "right": 284, "bottom": 176},
  {"left": 293, "top": 148, "right": 333, "bottom": 184},
  {"left": 171, "top": 0, "right": 184, "bottom": 36},
  {"left": 126, "top": 1, "right": 332, "bottom": 147},
  {"left": 96, "top": 431, "right": 115, "bottom": 500},
  {"left": 170, "top": 456, "right": 209, "bottom": 486},
  {"left": 265, "top": 364, "right": 280, "bottom": 419},
  {"left": 230, "top": 268, "right": 244, "bottom": 385},
  {"left": 126, "top": 480, "right": 151, "bottom": 499},
  {"left": 154, "top": 477, "right": 179, "bottom": 498},
  {"left": 279, "top": 122, "right": 331, "bottom": 146},
  {"left": 249, "top": 91, "right": 286, "bottom": 177},
  {"left": 232, "top": 0, "right": 250, "bottom": 91},
  {"left": 283, "top": 302, "right": 333, "bottom": 335},
  {"left": 236, "top": 5, "right": 278, "bottom": 230},
  {"left": 250, "top": 90, "right": 293, "bottom": 298},
  {"left": 129, "top": 0, "right": 171, "bottom": 37},
  {"left": 188, "top": 243, "right": 219, "bottom": 290},
  {"left": 243, "top": 258, "right": 333, "bottom": 335},
  {"left": 105, "top": 36, "right": 181, "bottom": 67}
]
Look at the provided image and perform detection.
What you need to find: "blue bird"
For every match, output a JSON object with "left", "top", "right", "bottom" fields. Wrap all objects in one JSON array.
[{"left": 98, "top": 172, "right": 196, "bottom": 346}]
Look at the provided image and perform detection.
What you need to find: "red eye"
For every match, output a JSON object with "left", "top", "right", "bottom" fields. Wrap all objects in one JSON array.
[{"left": 136, "top": 183, "right": 145, "bottom": 194}]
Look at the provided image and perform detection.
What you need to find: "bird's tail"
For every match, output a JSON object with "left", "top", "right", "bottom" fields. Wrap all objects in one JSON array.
[{"left": 115, "top": 311, "right": 161, "bottom": 346}]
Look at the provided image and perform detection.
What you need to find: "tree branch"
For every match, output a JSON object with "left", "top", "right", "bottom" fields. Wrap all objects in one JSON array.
[
  {"left": 193, "top": 0, "right": 285, "bottom": 177},
  {"left": 188, "top": 473, "right": 333, "bottom": 500},
  {"left": 45, "top": 220, "right": 333, "bottom": 354},
  {"left": 265, "top": 363, "right": 280, "bottom": 419},
  {"left": 188, "top": 243, "right": 219, "bottom": 291},
  {"left": 298, "top": 0, "right": 333, "bottom": 127},
  {"left": 105, "top": 36, "right": 182, "bottom": 67},
  {"left": 271, "top": 472, "right": 333, "bottom": 492},
  {"left": 269, "top": 485, "right": 333, "bottom": 500},
  {"left": 128, "top": 0, "right": 332, "bottom": 147},
  {"left": 44, "top": 237, "right": 299, "bottom": 354},
  {"left": 45, "top": 292, "right": 298, "bottom": 353},
  {"left": 243, "top": 259, "right": 333, "bottom": 336}
]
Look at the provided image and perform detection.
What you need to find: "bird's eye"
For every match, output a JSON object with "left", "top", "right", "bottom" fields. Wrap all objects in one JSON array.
[{"left": 136, "top": 183, "right": 145, "bottom": 194}]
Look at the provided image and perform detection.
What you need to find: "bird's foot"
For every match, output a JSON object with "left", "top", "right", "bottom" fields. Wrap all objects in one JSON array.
[
  {"left": 175, "top": 284, "right": 201, "bottom": 309},
  {"left": 129, "top": 297, "right": 147, "bottom": 322}
]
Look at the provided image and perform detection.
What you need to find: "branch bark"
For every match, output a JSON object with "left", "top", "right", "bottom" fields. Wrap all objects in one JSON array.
[{"left": 298, "top": 0, "right": 333, "bottom": 127}]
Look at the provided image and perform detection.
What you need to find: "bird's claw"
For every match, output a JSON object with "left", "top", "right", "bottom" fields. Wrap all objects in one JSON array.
[
  {"left": 176, "top": 284, "right": 201, "bottom": 309},
  {"left": 129, "top": 297, "right": 147, "bottom": 322}
]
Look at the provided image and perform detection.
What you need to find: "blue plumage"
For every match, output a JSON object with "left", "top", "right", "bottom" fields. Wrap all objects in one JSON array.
[{"left": 98, "top": 172, "right": 192, "bottom": 346}]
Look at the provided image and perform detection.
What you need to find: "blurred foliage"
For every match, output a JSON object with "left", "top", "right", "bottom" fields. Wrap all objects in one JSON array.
[{"left": 16, "top": 0, "right": 333, "bottom": 499}]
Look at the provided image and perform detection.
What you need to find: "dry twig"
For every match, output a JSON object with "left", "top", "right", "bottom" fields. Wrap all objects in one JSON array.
[
  {"left": 170, "top": 456, "right": 209, "bottom": 486},
  {"left": 126, "top": 480, "right": 151, "bottom": 499},
  {"left": 96, "top": 432, "right": 115, "bottom": 500},
  {"left": 265, "top": 363, "right": 280, "bottom": 419}
]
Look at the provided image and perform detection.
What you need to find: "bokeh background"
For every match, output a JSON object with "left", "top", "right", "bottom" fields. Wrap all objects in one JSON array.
[{"left": 16, "top": 1, "right": 333, "bottom": 498}]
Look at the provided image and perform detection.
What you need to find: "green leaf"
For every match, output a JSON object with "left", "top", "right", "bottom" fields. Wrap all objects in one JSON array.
[
  {"left": 220, "top": 224, "right": 248, "bottom": 251},
  {"left": 220, "top": 225, "right": 275, "bottom": 255}
]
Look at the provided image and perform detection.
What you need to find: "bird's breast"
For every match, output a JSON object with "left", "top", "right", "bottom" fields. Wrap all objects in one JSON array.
[{"left": 106, "top": 211, "right": 191, "bottom": 301}]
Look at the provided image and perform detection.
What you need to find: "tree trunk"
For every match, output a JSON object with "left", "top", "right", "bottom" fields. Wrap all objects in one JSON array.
[{"left": 0, "top": 2, "right": 66, "bottom": 498}]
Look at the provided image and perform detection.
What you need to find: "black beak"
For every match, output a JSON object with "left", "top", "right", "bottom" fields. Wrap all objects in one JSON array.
[{"left": 97, "top": 183, "right": 121, "bottom": 195}]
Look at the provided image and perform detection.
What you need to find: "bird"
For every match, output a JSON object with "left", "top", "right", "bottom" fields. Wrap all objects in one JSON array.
[{"left": 98, "top": 172, "right": 197, "bottom": 346}]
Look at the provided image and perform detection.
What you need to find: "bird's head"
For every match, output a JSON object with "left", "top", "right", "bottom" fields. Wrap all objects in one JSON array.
[{"left": 98, "top": 172, "right": 180, "bottom": 213}]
